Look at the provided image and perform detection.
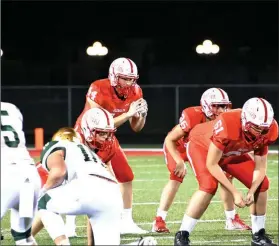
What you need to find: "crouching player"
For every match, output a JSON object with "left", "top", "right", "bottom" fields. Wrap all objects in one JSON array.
[{"left": 174, "top": 98, "right": 278, "bottom": 246}]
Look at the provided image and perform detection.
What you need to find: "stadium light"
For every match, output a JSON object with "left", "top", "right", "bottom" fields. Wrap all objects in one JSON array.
[
  {"left": 1, "top": 49, "right": 3, "bottom": 57},
  {"left": 196, "top": 39, "right": 220, "bottom": 55},
  {"left": 86, "top": 41, "right": 108, "bottom": 56}
]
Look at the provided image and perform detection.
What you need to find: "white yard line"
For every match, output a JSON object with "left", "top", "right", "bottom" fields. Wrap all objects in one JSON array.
[
  {"left": 133, "top": 198, "right": 278, "bottom": 205},
  {"left": 124, "top": 148, "right": 278, "bottom": 154}
]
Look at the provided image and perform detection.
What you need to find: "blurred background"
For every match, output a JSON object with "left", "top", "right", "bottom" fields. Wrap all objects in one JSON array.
[{"left": 1, "top": 1, "right": 278, "bottom": 146}]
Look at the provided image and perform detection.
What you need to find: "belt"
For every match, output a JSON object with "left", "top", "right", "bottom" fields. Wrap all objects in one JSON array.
[{"left": 89, "top": 174, "right": 117, "bottom": 184}]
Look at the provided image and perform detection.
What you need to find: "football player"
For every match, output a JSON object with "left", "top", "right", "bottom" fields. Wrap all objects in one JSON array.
[
  {"left": 174, "top": 98, "right": 278, "bottom": 246},
  {"left": 67, "top": 57, "right": 148, "bottom": 235},
  {"left": 1, "top": 102, "right": 41, "bottom": 245},
  {"left": 33, "top": 126, "right": 157, "bottom": 245},
  {"left": 152, "top": 88, "right": 250, "bottom": 233},
  {"left": 32, "top": 108, "right": 116, "bottom": 244}
]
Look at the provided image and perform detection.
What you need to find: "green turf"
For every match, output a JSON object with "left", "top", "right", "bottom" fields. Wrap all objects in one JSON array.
[{"left": 1, "top": 155, "right": 278, "bottom": 245}]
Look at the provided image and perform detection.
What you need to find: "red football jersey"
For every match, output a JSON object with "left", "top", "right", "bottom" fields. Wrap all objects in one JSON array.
[
  {"left": 168, "top": 106, "right": 207, "bottom": 153},
  {"left": 189, "top": 109, "right": 278, "bottom": 164}
]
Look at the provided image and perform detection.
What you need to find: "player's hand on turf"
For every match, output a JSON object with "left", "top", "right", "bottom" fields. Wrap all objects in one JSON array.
[
  {"left": 245, "top": 192, "right": 254, "bottom": 206},
  {"left": 174, "top": 160, "right": 186, "bottom": 178},
  {"left": 233, "top": 191, "right": 246, "bottom": 208}
]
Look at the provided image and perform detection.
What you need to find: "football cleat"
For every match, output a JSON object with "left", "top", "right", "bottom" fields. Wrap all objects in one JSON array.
[
  {"left": 251, "top": 228, "right": 277, "bottom": 246},
  {"left": 151, "top": 216, "right": 170, "bottom": 233},
  {"left": 174, "top": 231, "right": 190, "bottom": 246},
  {"left": 225, "top": 214, "right": 251, "bottom": 230}
]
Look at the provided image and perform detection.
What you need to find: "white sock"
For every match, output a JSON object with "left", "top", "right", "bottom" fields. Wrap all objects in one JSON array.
[
  {"left": 251, "top": 214, "right": 266, "bottom": 234},
  {"left": 225, "top": 209, "right": 236, "bottom": 220},
  {"left": 122, "top": 208, "right": 133, "bottom": 221},
  {"left": 65, "top": 215, "right": 76, "bottom": 229},
  {"left": 58, "top": 239, "right": 71, "bottom": 245},
  {"left": 156, "top": 209, "right": 168, "bottom": 221},
  {"left": 179, "top": 214, "right": 198, "bottom": 233}
]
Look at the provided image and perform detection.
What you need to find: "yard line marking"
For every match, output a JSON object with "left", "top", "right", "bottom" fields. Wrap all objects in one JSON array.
[
  {"left": 121, "top": 237, "right": 248, "bottom": 243},
  {"left": 133, "top": 198, "right": 278, "bottom": 205}
]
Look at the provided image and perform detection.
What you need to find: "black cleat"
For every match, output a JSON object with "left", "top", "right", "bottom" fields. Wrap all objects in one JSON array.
[
  {"left": 1, "top": 234, "right": 3, "bottom": 240},
  {"left": 251, "top": 228, "right": 277, "bottom": 246},
  {"left": 174, "top": 231, "right": 190, "bottom": 246}
]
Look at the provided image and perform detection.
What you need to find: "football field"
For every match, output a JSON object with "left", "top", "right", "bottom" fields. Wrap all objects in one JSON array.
[{"left": 1, "top": 153, "right": 278, "bottom": 245}]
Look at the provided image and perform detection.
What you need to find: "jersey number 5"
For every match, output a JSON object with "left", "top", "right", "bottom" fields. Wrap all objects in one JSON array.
[{"left": 1, "top": 110, "right": 20, "bottom": 147}]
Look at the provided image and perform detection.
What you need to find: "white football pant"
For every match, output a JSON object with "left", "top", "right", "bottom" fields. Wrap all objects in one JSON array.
[
  {"left": 46, "top": 175, "right": 123, "bottom": 245},
  {"left": 1, "top": 162, "right": 41, "bottom": 236}
]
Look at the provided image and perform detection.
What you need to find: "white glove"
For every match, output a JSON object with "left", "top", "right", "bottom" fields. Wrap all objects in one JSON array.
[
  {"left": 127, "top": 98, "right": 148, "bottom": 118},
  {"left": 138, "top": 237, "right": 157, "bottom": 246},
  {"left": 135, "top": 98, "right": 148, "bottom": 117}
]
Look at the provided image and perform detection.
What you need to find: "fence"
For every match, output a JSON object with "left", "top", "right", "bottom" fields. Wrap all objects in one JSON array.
[{"left": 2, "top": 84, "right": 279, "bottom": 145}]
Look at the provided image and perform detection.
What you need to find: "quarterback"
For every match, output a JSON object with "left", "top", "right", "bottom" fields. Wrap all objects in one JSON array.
[{"left": 68, "top": 57, "right": 148, "bottom": 235}]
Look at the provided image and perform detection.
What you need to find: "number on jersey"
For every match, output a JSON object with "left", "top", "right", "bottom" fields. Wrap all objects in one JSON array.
[
  {"left": 179, "top": 113, "right": 188, "bottom": 130},
  {"left": 77, "top": 144, "right": 98, "bottom": 163},
  {"left": 214, "top": 120, "right": 224, "bottom": 135},
  {"left": 1, "top": 110, "right": 20, "bottom": 147}
]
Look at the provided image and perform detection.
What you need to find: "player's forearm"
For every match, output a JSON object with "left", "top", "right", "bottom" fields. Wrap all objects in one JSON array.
[
  {"left": 249, "top": 170, "right": 266, "bottom": 194},
  {"left": 44, "top": 168, "right": 66, "bottom": 190},
  {"left": 165, "top": 138, "right": 184, "bottom": 163},
  {"left": 114, "top": 113, "right": 131, "bottom": 128},
  {"left": 207, "top": 164, "right": 237, "bottom": 195},
  {"left": 130, "top": 114, "right": 146, "bottom": 132},
  {"left": 249, "top": 155, "right": 267, "bottom": 194}
]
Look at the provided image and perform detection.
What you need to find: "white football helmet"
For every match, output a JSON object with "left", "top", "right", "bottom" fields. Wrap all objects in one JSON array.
[
  {"left": 108, "top": 57, "right": 139, "bottom": 98},
  {"left": 81, "top": 108, "right": 116, "bottom": 151},
  {"left": 200, "top": 88, "right": 231, "bottom": 119},
  {"left": 241, "top": 97, "right": 274, "bottom": 143}
]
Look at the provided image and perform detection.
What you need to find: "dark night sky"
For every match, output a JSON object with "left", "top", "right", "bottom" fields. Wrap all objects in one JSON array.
[{"left": 2, "top": 1, "right": 278, "bottom": 62}]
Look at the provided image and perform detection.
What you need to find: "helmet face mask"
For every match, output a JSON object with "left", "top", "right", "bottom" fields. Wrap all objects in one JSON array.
[
  {"left": 81, "top": 108, "right": 116, "bottom": 151},
  {"left": 242, "top": 121, "right": 269, "bottom": 143},
  {"left": 200, "top": 88, "right": 231, "bottom": 119},
  {"left": 108, "top": 58, "right": 139, "bottom": 98},
  {"left": 85, "top": 128, "right": 116, "bottom": 151}
]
